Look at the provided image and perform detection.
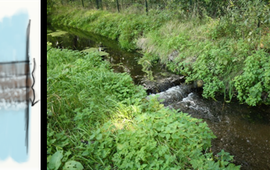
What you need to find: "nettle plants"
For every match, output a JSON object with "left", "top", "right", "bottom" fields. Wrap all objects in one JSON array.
[
  {"left": 234, "top": 50, "right": 270, "bottom": 106},
  {"left": 82, "top": 97, "right": 240, "bottom": 169},
  {"left": 185, "top": 43, "right": 234, "bottom": 100}
]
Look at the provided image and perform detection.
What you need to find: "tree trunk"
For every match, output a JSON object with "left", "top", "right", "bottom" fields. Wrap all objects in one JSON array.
[
  {"left": 81, "top": 0, "right": 84, "bottom": 7},
  {"left": 95, "top": 0, "right": 98, "bottom": 9},
  {"left": 116, "top": 0, "right": 120, "bottom": 12},
  {"left": 145, "top": 0, "right": 148, "bottom": 15},
  {"left": 99, "top": 0, "right": 103, "bottom": 10}
]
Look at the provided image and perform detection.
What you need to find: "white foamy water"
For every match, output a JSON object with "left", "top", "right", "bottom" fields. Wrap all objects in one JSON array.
[
  {"left": 0, "top": 99, "right": 27, "bottom": 110},
  {"left": 148, "top": 85, "right": 192, "bottom": 105}
]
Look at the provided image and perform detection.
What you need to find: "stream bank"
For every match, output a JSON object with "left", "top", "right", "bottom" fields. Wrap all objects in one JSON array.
[
  {"left": 49, "top": 6, "right": 270, "bottom": 106},
  {"left": 47, "top": 26, "right": 270, "bottom": 169},
  {"left": 47, "top": 25, "right": 183, "bottom": 90}
]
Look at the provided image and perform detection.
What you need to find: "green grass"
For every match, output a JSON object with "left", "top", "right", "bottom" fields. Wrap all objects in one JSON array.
[
  {"left": 47, "top": 45, "right": 240, "bottom": 169},
  {"left": 139, "top": 18, "right": 270, "bottom": 104},
  {"left": 47, "top": 30, "right": 68, "bottom": 37},
  {"left": 48, "top": 3, "right": 270, "bottom": 106}
]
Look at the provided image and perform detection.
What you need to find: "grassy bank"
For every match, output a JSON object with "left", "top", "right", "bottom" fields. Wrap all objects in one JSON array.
[
  {"left": 47, "top": 44, "right": 240, "bottom": 169},
  {"left": 49, "top": 2, "right": 270, "bottom": 106}
]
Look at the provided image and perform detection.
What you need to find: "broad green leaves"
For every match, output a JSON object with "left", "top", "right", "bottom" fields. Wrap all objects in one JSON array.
[
  {"left": 234, "top": 50, "right": 270, "bottom": 106},
  {"left": 48, "top": 150, "right": 63, "bottom": 170},
  {"left": 63, "top": 161, "right": 84, "bottom": 170},
  {"left": 83, "top": 103, "right": 238, "bottom": 169},
  {"left": 48, "top": 151, "right": 84, "bottom": 170}
]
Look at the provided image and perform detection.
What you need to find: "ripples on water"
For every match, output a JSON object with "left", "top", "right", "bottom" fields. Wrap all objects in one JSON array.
[{"left": 151, "top": 85, "right": 270, "bottom": 169}]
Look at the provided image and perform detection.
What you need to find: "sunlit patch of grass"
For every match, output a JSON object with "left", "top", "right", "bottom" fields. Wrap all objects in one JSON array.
[{"left": 48, "top": 30, "right": 68, "bottom": 37}]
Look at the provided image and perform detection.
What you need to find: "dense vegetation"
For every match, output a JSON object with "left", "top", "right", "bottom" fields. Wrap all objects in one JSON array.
[
  {"left": 48, "top": 0, "right": 270, "bottom": 106},
  {"left": 47, "top": 0, "right": 269, "bottom": 169},
  {"left": 47, "top": 44, "right": 240, "bottom": 169}
]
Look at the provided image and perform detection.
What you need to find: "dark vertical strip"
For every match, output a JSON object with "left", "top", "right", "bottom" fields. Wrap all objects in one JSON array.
[
  {"left": 96, "top": 0, "right": 99, "bottom": 9},
  {"left": 25, "top": 19, "right": 31, "bottom": 154},
  {"left": 42, "top": 0, "right": 47, "bottom": 166},
  {"left": 145, "top": 0, "right": 148, "bottom": 15},
  {"left": 116, "top": 0, "right": 120, "bottom": 12},
  {"left": 99, "top": 0, "right": 103, "bottom": 10},
  {"left": 81, "top": 0, "right": 84, "bottom": 7}
]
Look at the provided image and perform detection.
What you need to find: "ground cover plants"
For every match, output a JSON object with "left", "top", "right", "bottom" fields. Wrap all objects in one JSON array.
[
  {"left": 48, "top": 0, "right": 270, "bottom": 106},
  {"left": 47, "top": 44, "right": 240, "bottom": 169}
]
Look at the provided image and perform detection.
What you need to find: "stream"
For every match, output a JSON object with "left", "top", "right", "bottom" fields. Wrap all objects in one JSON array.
[{"left": 47, "top": 25, "right": 270, "bottom": 170}]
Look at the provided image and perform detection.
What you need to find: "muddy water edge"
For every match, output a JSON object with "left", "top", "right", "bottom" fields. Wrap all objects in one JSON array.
[{"left": 47, "top": 26, "right": 270, "bottom": 170}]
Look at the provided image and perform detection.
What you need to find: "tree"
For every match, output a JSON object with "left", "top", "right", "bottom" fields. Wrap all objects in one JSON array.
[
  {"left": 81, "top": 0, "right": 84, "bottom": 7},
  {"left": 116, "top": 0, "right": 120, "bottom": 12},
  {"left": 145, "top": 0, "right": 148, "bottom": 15}
]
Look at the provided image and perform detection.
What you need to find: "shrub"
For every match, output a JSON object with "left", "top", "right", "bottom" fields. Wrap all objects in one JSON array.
[{"left": 234, "top": 50, "right": 270, "bottom": 105}]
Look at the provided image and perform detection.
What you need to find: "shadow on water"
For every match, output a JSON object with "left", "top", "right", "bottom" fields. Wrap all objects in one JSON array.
[
  {"left": 47, "top": 26, "right": 270, "bottom": 170},
  {"left": 47, "top": 25, "right": 165, "bottom": 84}
]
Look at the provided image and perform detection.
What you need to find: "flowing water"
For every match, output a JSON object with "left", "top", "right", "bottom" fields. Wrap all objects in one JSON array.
[
  {"left": 152, "top": 86, "right": 270, "bottom": 169},
  {"left": 47, "top": 26, "right": 270, "bottom": 169}
]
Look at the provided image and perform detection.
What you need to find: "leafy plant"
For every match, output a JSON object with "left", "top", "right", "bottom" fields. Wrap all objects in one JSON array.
[
  {"left": 47, "top": 47, "right": 239, "bottom": 169},
  {"left": 82, "top": 97, "right": 239, "bottom": 169},
  {"left": 48, "top": 150, "right": 63, "bottom": 170},
  {"left": 234, "top": 50, "right": 270, "bottom": 105}
]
